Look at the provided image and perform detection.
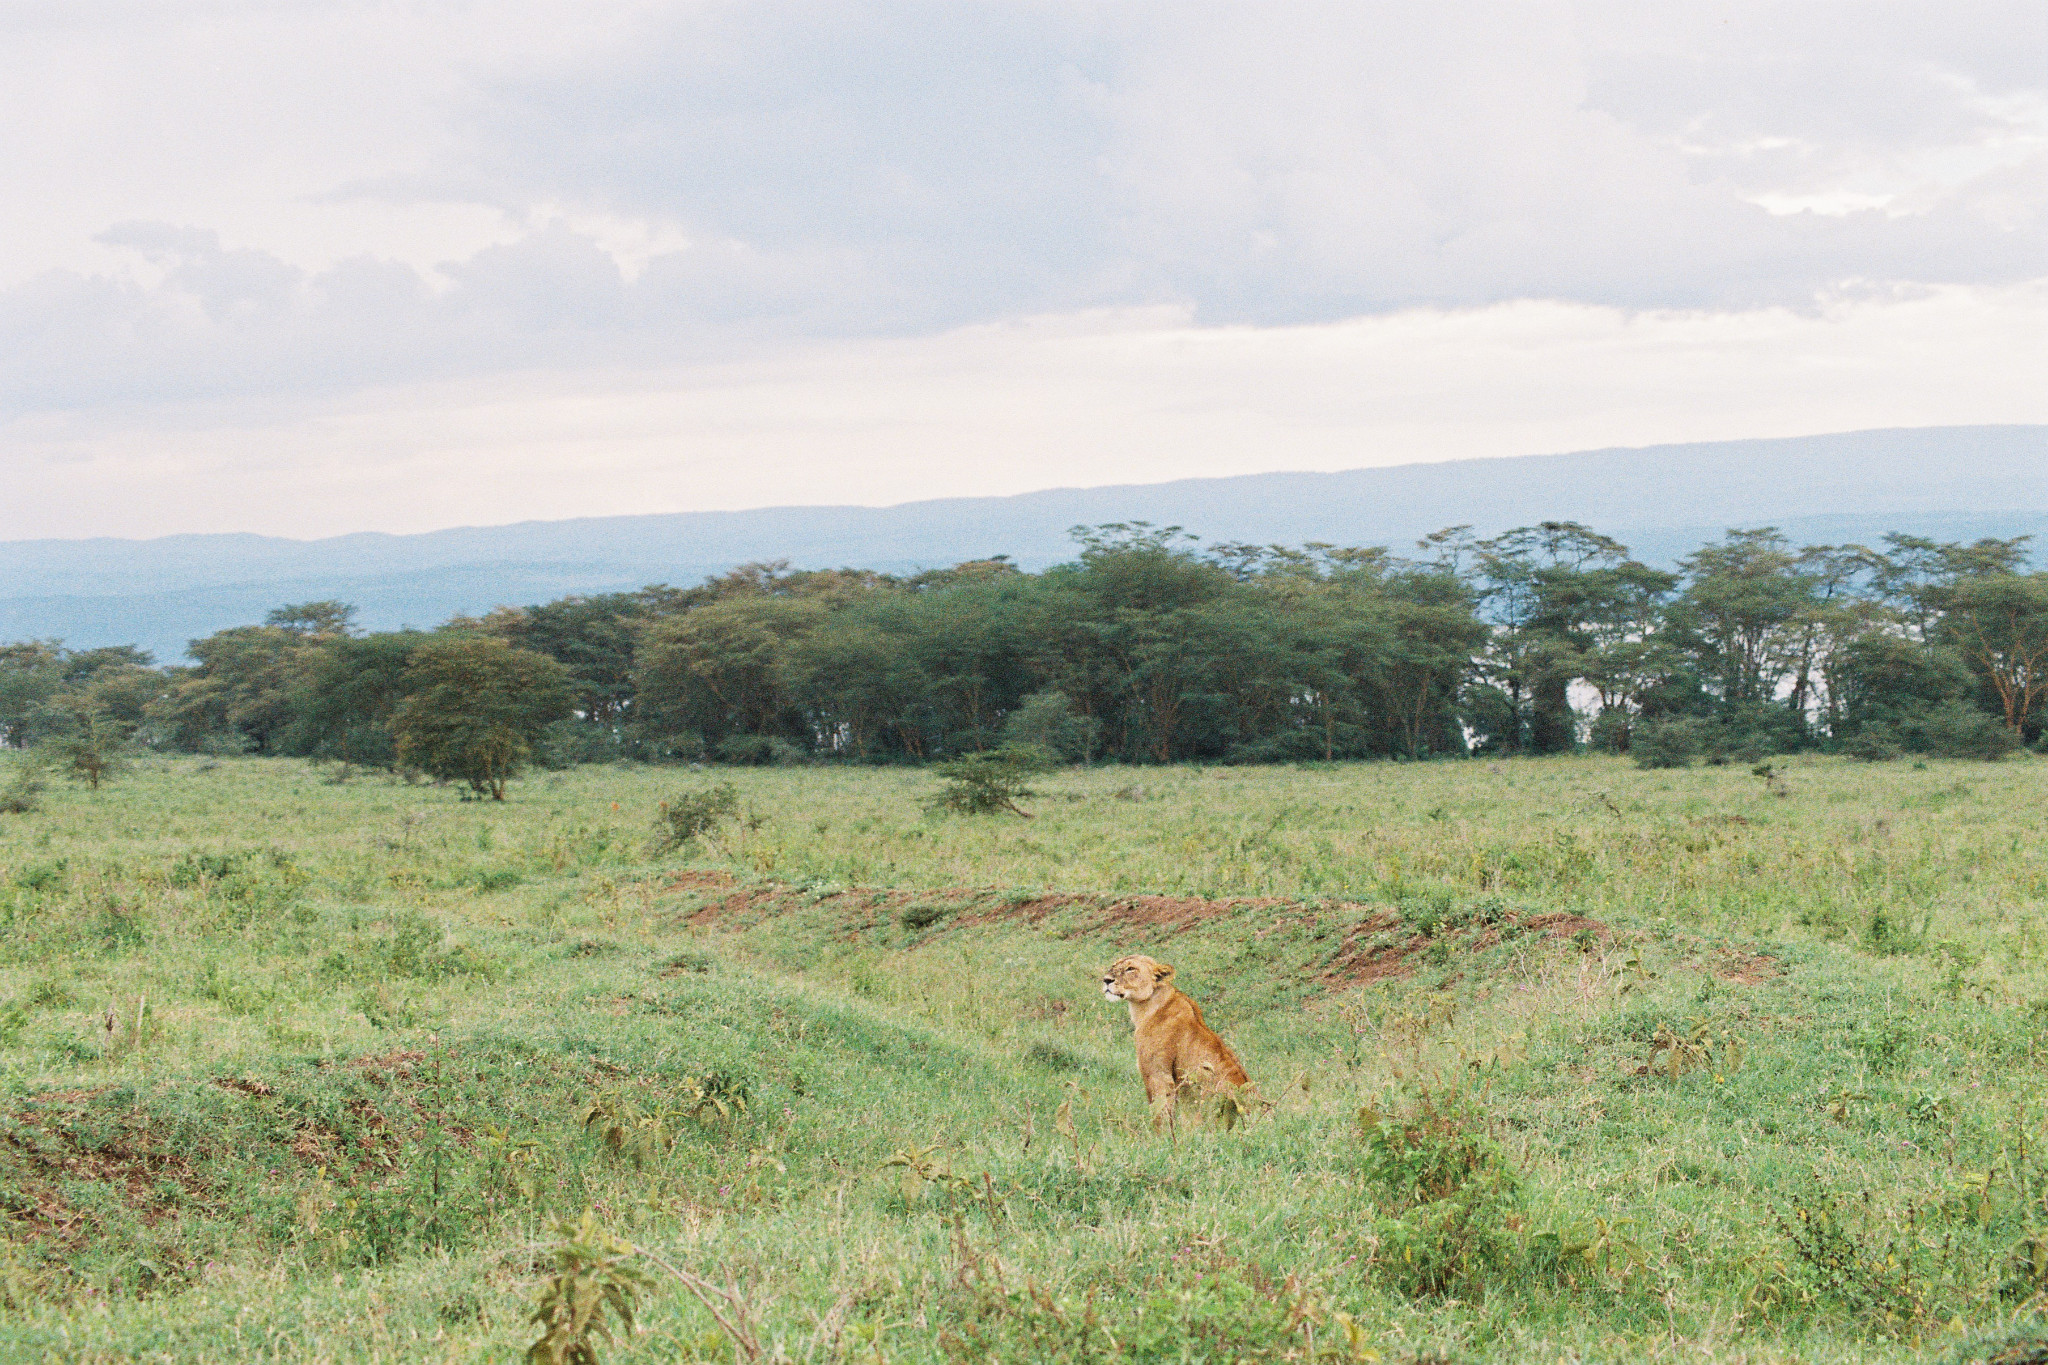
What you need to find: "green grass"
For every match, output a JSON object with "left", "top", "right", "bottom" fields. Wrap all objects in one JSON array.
[{"left": 0, "top": 752, "right": 2045, "bottom": 1362}]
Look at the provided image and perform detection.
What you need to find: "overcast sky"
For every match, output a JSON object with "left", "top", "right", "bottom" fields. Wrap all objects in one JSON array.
[{"left": 7, "top": 1, "right": 2046, "bottom": 540}]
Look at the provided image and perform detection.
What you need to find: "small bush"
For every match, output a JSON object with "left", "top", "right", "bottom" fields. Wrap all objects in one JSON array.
[
  {"left": 15, "top": 861, "right": 67, "bottom": 893},
  {"left": 170, "top": 850, "right": 245, "bottom": 887},
  {"left": 1775, "top": 1184, "right": 1944, "bottom": 1324},
  {"left": 536, "top": 718, "right": 609, "bottom": 769},
  {"left": 1397, "top": 887, "right": 1458, "bottom": 937},
  {"left": 378, "top": 910, "right": 495, "bottom": 980},
  {"left": 652, "top": 783, "right": 740, "bottom": 852},
  {"left": 929, "top": 747, "right": 1050, "bottom": 817},
  {"left": 1849, "top": 1016, "right": 1915, "bottom": 1070},
  {"left": 1588, "top": 708, "right": 1633, "bottom": 754},
  {"left": 1841, "top": 725, "right": 1904, "bottom": 761},
  {"left": 1905, "top": 701, "right": 2023, "bottom": 761},
  {"left": 1718, "top": 701, "right": 1811, "bottom": 761},
  {"left": 712, "top": 735, "right": 805, "bottom": 766},
  {"left": 1862, "top": 907, "right": 1931, "bottom": 957},
  {"left": 1631, "top": 718, "right": 1710, "bottom": 769},
  {"left": 43, "top": 706, "right": 133, "bottom": 790},
  {"left": 1357, "top": 1087, "right": 1523, "bottom": 1295},
  {"left": 899, "top": 901, "right": 954, "bottom": 930},
  {"left": 0, "top": 764, "right": 44, "bottom": 814}
]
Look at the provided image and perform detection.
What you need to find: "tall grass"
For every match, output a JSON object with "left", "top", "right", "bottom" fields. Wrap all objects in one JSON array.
[{"left": 0, "top": 751, "right": 2042, "bottom": 1361}]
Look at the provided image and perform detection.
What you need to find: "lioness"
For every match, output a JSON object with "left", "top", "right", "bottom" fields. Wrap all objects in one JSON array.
[{"left": 1100, "top": 954, "right": 1251, "bottom": 1127}]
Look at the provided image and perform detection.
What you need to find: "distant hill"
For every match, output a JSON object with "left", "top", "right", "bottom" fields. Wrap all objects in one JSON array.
[{"left": 7, "top": 425, "right": 2045, "bottom": 662}]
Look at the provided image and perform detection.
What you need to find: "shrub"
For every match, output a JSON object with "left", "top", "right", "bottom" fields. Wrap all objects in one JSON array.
[
  {"left": 197, "top": 731, "right": 256, "bottom": 757},
  {"left": 929, "top": 747, "right": 1049, "bottom": 816},
  {"left": 15, "top": 861, "right": 67, "bottom": 893},
  {"left": 1775, "top": 1184, "right": 1945, "bottom": 1324},
  {"left": 899, "top": 901, "right": 954, "bottom": 930},
  {"left": 712, "top": 735, "right": 806, "bottom": 766},
  {"left": 537, "top": 718, "right": 624, "bottom": 769},
  {"left": 0, "top": 763, "right": 44, "bottom": 814},
  {"left": 1718, "top": 701, "right": 1811, "bottom": 761},
  {"left": 1357, "top": 1087, "right": 1522, "bottom": 1295},
  {"left": 1841, "top": 725, "right": 1904, "bottom": 761},
  {"left": 1903, "top": 700, "right": 2023, "bottom": 761},
  {"left": 652, "top": 783, "right": 740, "bottom": 852},
  {"left": 170, "top": 850, "right": 245, "bottom": 887},
  {"left": 1588, "top": 708, "right": 1633, "bottom": 754},
  {"left": 1631, "top": 718, "right": 1710, "bottom": 769},
  {"left": 1022, "top": 1041, "right": 1083, "bottom": 1072},
  {"left": 376, "top": 910, "right": 495, "bottom": 980},
  {"left": 43, "top": 705, "right": 132, "bottom": 790},
  {"left": 525, "top": 1211, "right": 650, "bottom": 1365}
]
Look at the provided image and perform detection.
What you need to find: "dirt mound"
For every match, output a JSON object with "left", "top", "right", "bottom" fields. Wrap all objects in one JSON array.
[
  {"left": 1, "top": 1038, "right": 693, "bottom": 1298},
  {"left": 668, "top": 873, "right": 1610, "bottom": 987},
  {"left": 1713, "top": 949, "right": 1784, "bottom": 985},
  {"left": 1514, "top": 912, "right": 1608, "bottom": 941},
  {"left": 676, "top": 879, "right": 1314, "bottom": 937},
  {"left": 1319, "top": 912, "right": 1413, "bottom": 984},
  {"left": 1, "top": 1092, "right": 209, "bottom": 1246}
]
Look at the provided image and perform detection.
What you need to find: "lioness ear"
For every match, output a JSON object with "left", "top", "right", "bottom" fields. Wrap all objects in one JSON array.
[{"left": 1153, "top": 961, "right": 1175, "bottom": 982}]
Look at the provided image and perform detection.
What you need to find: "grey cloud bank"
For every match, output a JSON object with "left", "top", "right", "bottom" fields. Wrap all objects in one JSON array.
[{"left": 3, "top": 1, "right": 2044, "bottom": 534}]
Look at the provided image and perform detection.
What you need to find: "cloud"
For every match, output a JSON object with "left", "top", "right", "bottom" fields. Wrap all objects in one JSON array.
[
  {"left": 430, "top": 1, "right": 2048, "bottom": 317},
  {"left": 9, "top": 282, "right": 2046, "bottom": 540},
  {"left": 2, "top": 1, "right": 2045, "bottom": 531}
]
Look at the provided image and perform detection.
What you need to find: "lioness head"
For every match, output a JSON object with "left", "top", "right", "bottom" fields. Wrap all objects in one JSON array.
[{"left": 1102, "top": 954, "right": 1175, "bottom": 1003}]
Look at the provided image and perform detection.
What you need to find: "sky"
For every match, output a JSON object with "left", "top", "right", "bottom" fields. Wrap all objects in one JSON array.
[{"left": 6, "top": 1, "right": 2046, "bottom": 541}]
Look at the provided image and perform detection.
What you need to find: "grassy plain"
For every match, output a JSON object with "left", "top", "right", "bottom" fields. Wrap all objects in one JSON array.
[{"left": 0, "top": 752, "right": 2045, "bottom": 1363}]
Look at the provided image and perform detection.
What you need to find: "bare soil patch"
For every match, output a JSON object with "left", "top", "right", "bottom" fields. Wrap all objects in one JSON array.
[
  {"left": 1, "top": 1094, "right": 210, "bottom": 1244},
  {"left": 672, "top": 874, "right": 1609, "bottom": 989},
  {"left": 1713, "top": 949, "right": 1784, "bottom": 985}
]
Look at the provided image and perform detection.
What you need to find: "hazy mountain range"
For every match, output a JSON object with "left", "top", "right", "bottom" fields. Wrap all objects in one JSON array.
[{"left": 8, "top": 425, "right": 2045, "bottom": 663}]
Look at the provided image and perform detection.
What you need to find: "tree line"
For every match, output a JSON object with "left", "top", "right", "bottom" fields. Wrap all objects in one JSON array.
[{"left": 2, "top": 521, "right": 2043, "bottom": 792}]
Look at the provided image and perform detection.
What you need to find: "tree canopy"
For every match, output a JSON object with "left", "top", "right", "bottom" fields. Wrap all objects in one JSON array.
[
  {"left": 2, "top": 523, "right": 2038, "bottom": 774},
  {"left": 388, "top": 639, "right": 572, "bottom": 799}
]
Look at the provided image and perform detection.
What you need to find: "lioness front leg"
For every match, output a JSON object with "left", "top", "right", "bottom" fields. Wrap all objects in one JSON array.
[{"left": 1143, "top": 1068, "right": 1178, "bottom": 1131}]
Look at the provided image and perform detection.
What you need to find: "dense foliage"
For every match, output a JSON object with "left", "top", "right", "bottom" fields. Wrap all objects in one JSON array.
[{"left": 3, "top": 523, "right": 2043, "bottom": 777}]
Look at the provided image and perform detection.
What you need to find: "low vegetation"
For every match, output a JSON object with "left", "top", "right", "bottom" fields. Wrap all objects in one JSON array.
[{"left": 0, "top": 752, "right": 2043, "bottom": 1361}]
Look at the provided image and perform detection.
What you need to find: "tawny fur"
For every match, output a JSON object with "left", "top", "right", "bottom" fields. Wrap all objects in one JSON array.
[{"left": 1100, "top": 954, "right": 1251, "bottom": 1127}]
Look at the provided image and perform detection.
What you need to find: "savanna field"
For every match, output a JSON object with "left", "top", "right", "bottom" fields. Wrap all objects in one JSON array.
[{"left": 1, "top": 752, "right": 2046, "bottom": 1363}]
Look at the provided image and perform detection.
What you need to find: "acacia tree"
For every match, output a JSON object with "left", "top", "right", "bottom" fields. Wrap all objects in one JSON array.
[
  {"left": 1675, "top": 529, "right": 1817, "bottom": 708},
  {"left": 292, "top": 631, "right": 426, "bottom": 768},
  {"left": 0, "top": 642, "right": 65, "bottom": 748},
  {"left": 266, "top": 600, "right": 358, "bottom": 638},
  {"left": 468, "top": 595, "right": 646, "bottom": 727},
  {"left": 1063, "top": 524, "right": 1230, "bottom": 762},
  {"left": 632, "top": 596, "right": 822, "bottom": 754},
  {"left": 1938, "top": 573, "right": 2048, "bottom": 736},
  {"left": 390, "top": 638, "right": 571, "bottom": 799},
  {"left": 1472, "top": 522, "right": 1644, "bottom": 753},
  {"left": 1871, "top": 535, "right": 2031, "bottom": 639},
  {"left": 44, "top": 701, "right": 131, "bottom": 790},
  {"left": 1377, "top": 573, "right": 1490, "bottom": 758},
  {"left": 149, "top": 625, "right": 320, "bottom": 752}
]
